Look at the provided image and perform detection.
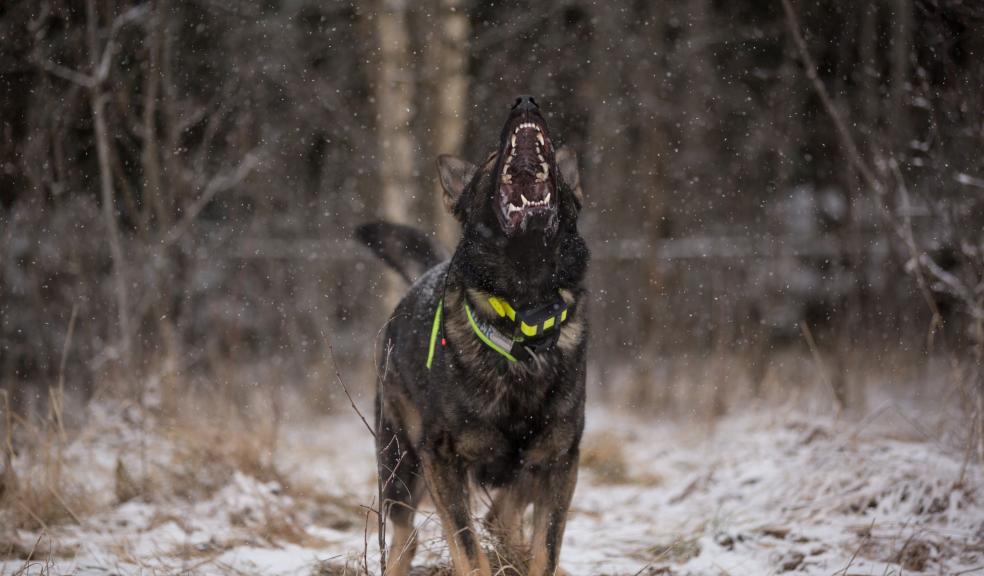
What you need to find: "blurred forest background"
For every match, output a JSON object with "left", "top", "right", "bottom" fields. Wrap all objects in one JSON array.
[{"left": 1, "top": 0, "right": 983, "bottom": 421}]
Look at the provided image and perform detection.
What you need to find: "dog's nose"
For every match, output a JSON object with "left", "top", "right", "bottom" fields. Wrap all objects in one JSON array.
[{"left": 512, "top": 95, "right": 539, "bottom": 112}]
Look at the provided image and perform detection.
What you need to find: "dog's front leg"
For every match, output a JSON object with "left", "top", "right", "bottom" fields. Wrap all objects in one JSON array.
[
  {"left": 420, "top": 447, "right": 491, "bottom": 576},
  {"left": 528, "top": 453, "right": 578, "bottom": 576}
]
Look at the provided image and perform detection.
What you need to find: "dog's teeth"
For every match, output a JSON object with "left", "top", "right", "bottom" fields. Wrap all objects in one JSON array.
[
  {"left": 537, "top": 132, "right": 544, "bottom": 145},
  {"left": 522, "top": 194, "right": 530, "bottom": 206},
  {"left": 511, "top": 135, "right": 516, "bottom": 147},
  {"left": 541, "top": 162, "right": 550, "bottom": 174},
  {"left": 545, "top": 192, "right": 551, "bottom": 204}
]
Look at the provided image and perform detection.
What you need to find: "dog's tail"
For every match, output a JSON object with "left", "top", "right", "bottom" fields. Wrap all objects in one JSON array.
[{"left": 355, "top": 221, "right": 447, "bottom": 284}]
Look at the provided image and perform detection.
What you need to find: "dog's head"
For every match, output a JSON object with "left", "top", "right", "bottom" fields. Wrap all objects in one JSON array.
[{"left": 438, "top": 96, "right": 583, "bottom": 241}]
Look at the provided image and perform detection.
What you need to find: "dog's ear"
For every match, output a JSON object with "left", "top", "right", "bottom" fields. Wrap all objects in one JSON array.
[
  {"left": 556, "top": 146, "right": 583, "bottom": 207},
  {"left": 437, "top": 155, "right": 478, "bottom": 217}
]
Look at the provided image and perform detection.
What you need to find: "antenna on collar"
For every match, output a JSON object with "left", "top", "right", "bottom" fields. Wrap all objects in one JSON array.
[{"left": 438, "top": 235, "right": 464, "bottom": 349}]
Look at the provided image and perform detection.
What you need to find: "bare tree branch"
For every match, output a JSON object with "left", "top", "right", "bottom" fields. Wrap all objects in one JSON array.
[
  {"left": 780, "top": 0, "right": 883, "bottom": 197},
  {"left": 163, "top": 150, "right": 264, "bottom": 246}
]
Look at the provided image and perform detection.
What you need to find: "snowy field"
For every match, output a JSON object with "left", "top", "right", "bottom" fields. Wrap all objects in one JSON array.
[{"left": 2, "top": 400, "right": 982, "bottom": 576}]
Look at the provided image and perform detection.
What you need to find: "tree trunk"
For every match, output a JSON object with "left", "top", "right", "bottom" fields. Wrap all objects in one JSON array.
[
  {"left": 87, "top": 0, "right": 132, "bottom": 372},
  {"left": 890, "top": 0, "right": 912, "bottom": 150},
  {"left": 637, "top": 4, "right": 667, "bottom": 355},
  {"left": 372, "top": 0, "right": 420, "bottom": 310},
  {"left": 373, "top": 0, "right": 419, "bottom": 224},
  {"left": 584, "top": 0, "right": 630, "bottom": 402},
  {"left": 428, "top": 0, "right": 469, "bottom": 250}
]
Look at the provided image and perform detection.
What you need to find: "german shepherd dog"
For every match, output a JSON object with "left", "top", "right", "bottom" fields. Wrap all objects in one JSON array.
[{"left": 357, "top": 96, "right": 588, "bottom": 576}]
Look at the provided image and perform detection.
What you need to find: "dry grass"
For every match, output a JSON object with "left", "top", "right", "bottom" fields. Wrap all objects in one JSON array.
[
  {"left": 0, "top": 367, "right": 365, "bottom": 563},
  {"left": 580, "top": 431, "right": 663, "bottom": 487},
  {"left": 0, "top": 389, "right": 93, "bottom": 534},
  {"left": 580, "top": 432, "right": 630, "bottom": 484}
]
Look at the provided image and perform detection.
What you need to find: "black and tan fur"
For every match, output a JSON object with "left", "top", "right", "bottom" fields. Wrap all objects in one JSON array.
[{"left": 357, "top": 96, "right": 589, "bottom": 576}]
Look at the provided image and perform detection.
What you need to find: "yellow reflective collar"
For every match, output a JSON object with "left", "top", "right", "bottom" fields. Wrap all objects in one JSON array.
[{"left": 486, "top": 294, "right": 570, "bottom": 340}]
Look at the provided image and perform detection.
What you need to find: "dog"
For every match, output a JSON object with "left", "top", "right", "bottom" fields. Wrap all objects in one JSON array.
[{"left": 356, "top": 95, "right": 589, "bottom": 576}]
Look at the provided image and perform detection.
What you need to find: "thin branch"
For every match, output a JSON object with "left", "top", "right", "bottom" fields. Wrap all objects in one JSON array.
[
  {"left": 781, "top": 0, "right": 983, "bottom": 337},
  {"left": 36, "top": 59, "right": 94, "bottom": 87},
  {"left": 94, "top": 4, "right": 150, "bottom": 83},
  {"left": 800, "top": 322, "right": 843, "bottom": 414},
  {"left": 919, "top": 256, "right": 984, "bottom": 321},
  {"left": 324, "top": 335, "right": 375, "bottom": 439},
  {"left": 162, "top": 150, "right": 263, "bottom": 246},
  {"left": 780, "top": 0, "right": 883, "bottom": 197},
  {"left": 893, "top": 161, "right": 947, "bottom": 345}
]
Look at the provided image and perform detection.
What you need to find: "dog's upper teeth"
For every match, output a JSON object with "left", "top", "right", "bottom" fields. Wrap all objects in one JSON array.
[
  {"left": 536, "top": 132, "right": 544, "bottom": 145},
  {"left": 545, "top": 192, "right": 551, "bottom": 204},
  {"left": 510, "top": 135, "right": 517, "bottom": 147},
  {"left": 541, "top": 162, "right": 550, "bottom": 175},
  {"left": 521, "top": 194, "right": 530, "bottom": 206}
]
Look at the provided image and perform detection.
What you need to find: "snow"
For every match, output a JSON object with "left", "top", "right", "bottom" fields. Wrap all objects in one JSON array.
[{"left": 3, "top": 402, "right": 982, "bottom": 576}]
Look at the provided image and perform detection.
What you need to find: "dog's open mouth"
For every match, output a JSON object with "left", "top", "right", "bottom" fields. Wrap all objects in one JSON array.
[{"left": 495, "top": 97, "right": 557, "bottom": 237}]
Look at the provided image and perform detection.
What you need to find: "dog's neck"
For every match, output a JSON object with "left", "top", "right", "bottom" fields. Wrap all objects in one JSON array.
[{"left": 450, "top": 220, "right": 587, "bottom": 309}]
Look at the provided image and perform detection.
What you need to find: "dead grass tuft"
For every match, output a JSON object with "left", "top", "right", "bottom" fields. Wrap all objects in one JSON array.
[
  {"left": 311, "top": 556, "right": 369, "bottom": 575},
  {"left": 894, "top": 538, "right": 933, "bottom": 572},
  {"left": 580, "top": 432, "right": 630, "bottom": 484},
  {"left": 156, "top": 387, "right": 283, "bottom": 500},
  {"left": 640, "top": 535, "right": 703, "bottom": 565},
  {"left": 0, "top": 389, "right": 93, "bottom": 532}
]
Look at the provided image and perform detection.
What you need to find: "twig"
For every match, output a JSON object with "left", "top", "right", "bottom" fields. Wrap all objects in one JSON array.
[
  {"left": 163, "top": 150, "right": 263, "bottom": 247},
  {"left": 35, "top": 59, "right": 94, "bottom": 87},
  {"left": 11, "top": 533, "right": 44, "bottom": 576},
  {"left": 47, "top": 486, "right": 83, "bottom": 526},
  {"left": 323, "top": 335, "right": 374, "bottom": 439},
  {"left": 833, "top": 519, "right": 875, "bottom": 576},
  {"left": 51, "top": 304, "right": 79, "bottom": 446},
  {"left": 1, "top": 391, "right": 16, "bottom": 492},
  {"left": 56, "top": 304, "right": 78, "bottom": 401},
  {"left": 780, "top": 0, "right": 883, "bottom": 197},
  {"left": 363, "top": 501, "right": 373, "bottom": 576},
  {"left": 800, "top": 321, "right": 843, "bottom": 414}
]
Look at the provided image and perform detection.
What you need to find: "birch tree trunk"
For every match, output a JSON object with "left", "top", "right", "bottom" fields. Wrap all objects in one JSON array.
[
  {"left": 373, "top": 0, "right": 419, "bottom": 225},
  {"left": 372, "top": 0, "right": 420, "bottom": 310},
  {"left": 429, "top": 0, "right": 469, "bottom": 249}
]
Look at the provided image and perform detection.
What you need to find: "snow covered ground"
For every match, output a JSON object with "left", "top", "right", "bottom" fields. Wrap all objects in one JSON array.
[{"left": 2, "top": 400, "right": 982, "bottom": 576}]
